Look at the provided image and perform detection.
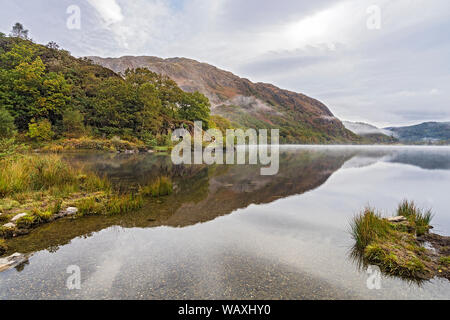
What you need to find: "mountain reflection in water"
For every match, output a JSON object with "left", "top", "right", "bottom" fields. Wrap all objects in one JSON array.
[{"left": 1, "top": 146, "right": 450, "bottom": 300}]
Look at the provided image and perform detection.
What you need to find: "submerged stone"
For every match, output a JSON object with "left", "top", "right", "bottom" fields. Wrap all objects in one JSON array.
[{"left": 0, "top": 253, "right": 30, "bottom": 272}]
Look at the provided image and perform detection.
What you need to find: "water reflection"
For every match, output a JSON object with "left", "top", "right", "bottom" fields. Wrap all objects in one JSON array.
[{"left": 1, "top": 146, "right": 450, "bottom": 299}]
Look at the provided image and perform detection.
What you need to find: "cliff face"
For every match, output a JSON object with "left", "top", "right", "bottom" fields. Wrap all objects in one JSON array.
[{"left": 89, "top": 56, "right": 358, "bottom": 143}]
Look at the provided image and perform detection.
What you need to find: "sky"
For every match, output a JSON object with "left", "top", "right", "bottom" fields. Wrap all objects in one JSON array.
[{"left": 1, "top": 0, "right": 449, "bottom": 127}]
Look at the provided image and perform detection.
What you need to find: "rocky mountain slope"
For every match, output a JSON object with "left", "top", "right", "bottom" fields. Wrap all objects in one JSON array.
[{"left": 89, "top": 56, "right": 359, "bottom": 144}]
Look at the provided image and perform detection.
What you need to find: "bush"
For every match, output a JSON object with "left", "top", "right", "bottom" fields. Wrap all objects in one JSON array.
[
  {"left": 0, "top": 107, "right": 16, "bottom": 138},
  {"left": 63, "top": 110, "right": 85, "bottom": 138},
  {"left": 28, "top": 119, "right": 54, "bottom": 142}
]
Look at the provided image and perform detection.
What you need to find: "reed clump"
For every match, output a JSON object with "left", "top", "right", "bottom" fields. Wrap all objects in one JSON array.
[
  {"left": 350, "top": 201, "right": 436, "bottom": 280},
  {"left": 140, "top": 176, "right": 173, "bottom": 197}
]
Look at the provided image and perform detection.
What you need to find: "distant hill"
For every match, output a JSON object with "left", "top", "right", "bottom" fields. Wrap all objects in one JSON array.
[
  {"left": 343, "top": 121, "right": 397, "bottom": 143},
  {"left": 89, "top": 56, "right": 359, "bottom": 144},
  {"left": 385, "top": 122, "right": 450, "bottom": 143}
]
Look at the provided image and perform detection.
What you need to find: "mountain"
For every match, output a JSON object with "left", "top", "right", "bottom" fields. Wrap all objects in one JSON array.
[
  {"left": 88, "top": 56, "right": 359, "bottom": 144},
  {"left": 343, "top": 121, "right": 397, "bottom": 143},
  {"left": 385, "top": 122, "right": 450, "bottom": 143}
]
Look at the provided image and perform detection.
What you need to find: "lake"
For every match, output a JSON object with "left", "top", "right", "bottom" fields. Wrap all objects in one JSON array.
[{"left": 1, "top": 146, "right": 450, "bottom": 299}]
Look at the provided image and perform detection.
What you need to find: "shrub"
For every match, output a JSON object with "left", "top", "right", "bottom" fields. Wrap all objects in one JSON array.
[
  {"left": 0, "top": 107, "right": 16, "bottom": 138},
  {"left": 28, "top": 119, "right": 54, "bottom": 142},
  {"left": 62, "top": 109, "right": 85, "bottom": 138}
]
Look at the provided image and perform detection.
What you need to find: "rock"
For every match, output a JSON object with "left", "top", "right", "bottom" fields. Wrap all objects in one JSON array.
[
  {"left": 0, "top": 253, "right": 31, "bottom": 272},
  {"left": 58, "top": 207, "right": 78, "bottom": 218},
  {"left": 124, "top": 149, "right": 135, "bottom": 154},
  {"left": 387, "top": 216, "right": 407, "bottom": 223},
  {"left": 3, "top": 223, "right": 16, "bottom": 229},
  {"left": 11, "top": 213, "right": 28, "bottom": 222},
  {"left": 65, "top": 207, "right": 78, "bottom": 215}
]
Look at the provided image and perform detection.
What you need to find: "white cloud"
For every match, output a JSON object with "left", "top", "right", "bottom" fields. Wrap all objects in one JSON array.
[
  {"left": 1, "top": 0, "right": 449, "bottom": 126},
  {"left": 87, "top": 0, "right": 124, "bottom": 26}
]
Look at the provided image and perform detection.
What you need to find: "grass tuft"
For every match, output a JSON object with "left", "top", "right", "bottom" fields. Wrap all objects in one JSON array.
[{"left": 140, "top": 176, "right": 173, "bottom": 197}]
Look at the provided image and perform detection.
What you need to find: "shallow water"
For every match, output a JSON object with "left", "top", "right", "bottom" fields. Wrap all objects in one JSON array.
[{"left": 1, "top": 146, "right": 450, "bottom": 299}]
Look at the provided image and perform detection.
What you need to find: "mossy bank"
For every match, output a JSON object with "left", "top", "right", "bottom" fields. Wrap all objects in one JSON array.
[{"left": 350, "top": 200, "right": 450, "bottom": 282}]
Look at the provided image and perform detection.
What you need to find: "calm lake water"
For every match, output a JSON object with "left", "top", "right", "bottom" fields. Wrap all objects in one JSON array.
[{"left": 1, "top": 146, "right": 450, "bottom": 299}]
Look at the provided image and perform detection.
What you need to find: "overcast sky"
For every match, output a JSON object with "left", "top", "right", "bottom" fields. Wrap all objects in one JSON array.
[{"left": 1, "top": 0, "right": 449, "bottom": 127}]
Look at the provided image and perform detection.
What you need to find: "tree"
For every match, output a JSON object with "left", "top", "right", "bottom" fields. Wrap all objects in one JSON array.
[
  {"left": 46, "top": 41, "right": 59, "bottom": 50},
  {"left": 10, "top": 23, "right": 29, "bottom": 39},
  {"left": 179, "top": 91, "right": 211, "bottom": 129},
  {"left": 63, "top": 109, "right": 85, "bottom": 137},
  {"left": 0, "top": 107, "right": 16, "bottom": 138},
  {"left": 28, "top": 119, "right": 54, "bottom": 141}
]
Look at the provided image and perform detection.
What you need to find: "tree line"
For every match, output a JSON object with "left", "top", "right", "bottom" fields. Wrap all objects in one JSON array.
[{"left": 0, "top": 23, "right": 212, "bottom": 146}]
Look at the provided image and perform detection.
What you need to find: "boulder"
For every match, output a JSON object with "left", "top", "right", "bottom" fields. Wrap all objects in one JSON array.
[
  {"left": 3, "top": 223, "right": 16, "bottom": 229},
  {"left": 11, "top": 213, "right": 28, "bottom": 222},
  {"left": 58, "top": 207, "right": 78, "bottom": 218}
]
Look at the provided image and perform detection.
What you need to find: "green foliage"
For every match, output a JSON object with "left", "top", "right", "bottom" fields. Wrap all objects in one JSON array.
[
  {"left": 0, "top": 154, "right": 109, "bottom": 197},
  {"left": 141, "top": 176, "right": 173, "bottom": 197},
  {"left": 32, "top": 207, "right": 53, "bottom": 223},
  {"left": 0, "top": 238, "right": 8, "bottom": 255},
  {"left": 16, "top": 215, "right": 36, "bottom": 229},
  {"left": 0, "top": 107, "right": 16, "bottom": 138},
  {"left": 397, "top": 200, "right": 433, "bottom": 236},
  {"left": 179, "top": 91, "right": 211, "bottom": 129},
  {"left": 350, "top": 202, "right": 438, "bottom": 281},
  {"left": 28, "top": 119, "right": 54, "bottom": 141},
  {"left": 77, "top": 193, "right": 143, "bottom": 216},
  {"left": 350, "top": 208, "right": 391, "bottom": 250},
  {"left": 0, "top": 138, "right": 18, "bottom": 158},
  {"left": 62, "top": 109, "right": 85, "bottom": 137},
  {"left": 10, "top": 23, "right": 29, "bottom": 40},
  {"left": 0, "top": 32, "right": 212, "bottom": 144},
  {"left": 440, "top": 256, "right": 450, "bottom": 266},
  {"left": 210, "top": 115, "right": 232, "bottom": 134}
]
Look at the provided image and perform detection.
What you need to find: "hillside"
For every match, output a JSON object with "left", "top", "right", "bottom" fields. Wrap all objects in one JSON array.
[
  {"left": 343, "top": 121, "right": 397, "bottom": 143},
  {"left": 385, "top": 122, "right": 450, "bottom": 144},
  {"left": 0, "top": 35, "right": 210, "bottom": 147},
  {"left": 89, "top": 56, "right": 359, "bottom": 144}
]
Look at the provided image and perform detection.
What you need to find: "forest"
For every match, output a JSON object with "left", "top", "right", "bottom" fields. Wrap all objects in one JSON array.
[{"left": 0, "top": 23, "right": 218, "bottom": 150}]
